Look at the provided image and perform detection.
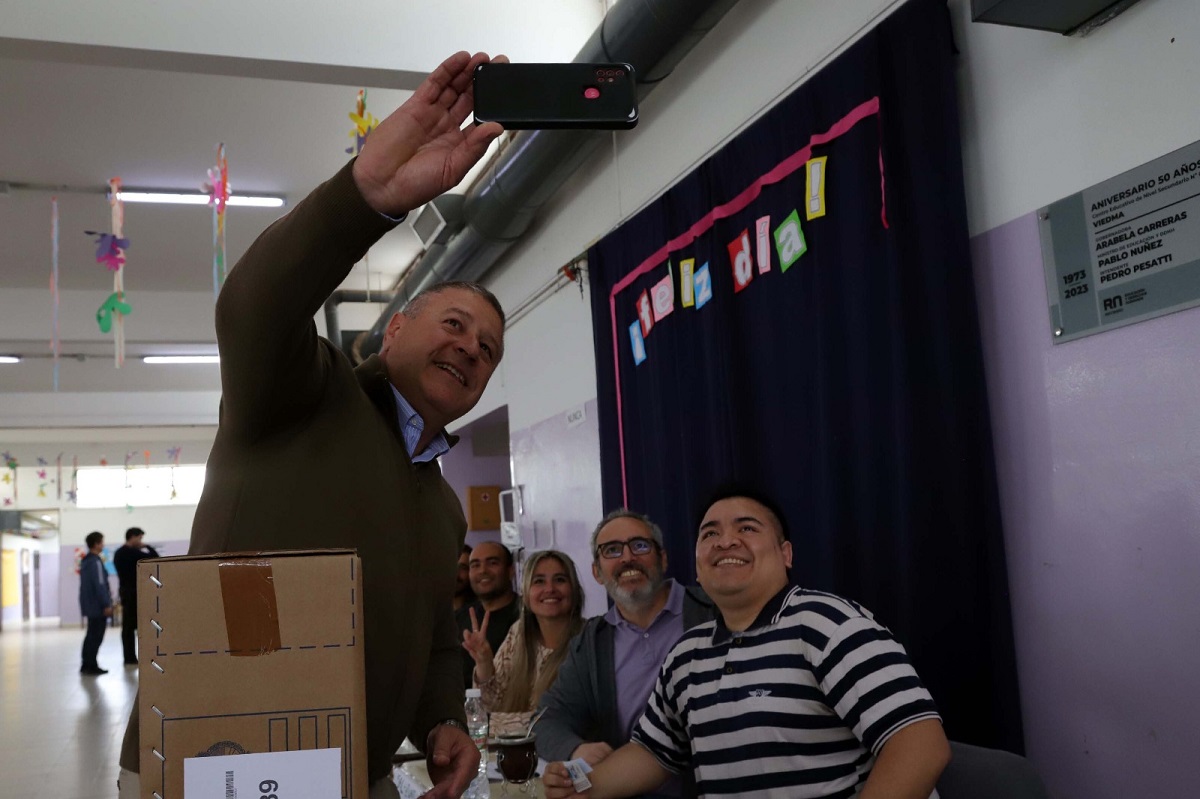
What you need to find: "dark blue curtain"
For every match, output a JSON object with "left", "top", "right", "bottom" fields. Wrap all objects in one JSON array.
[{"left": 587, "top": 0, "right": 1022, "bottom": 752}]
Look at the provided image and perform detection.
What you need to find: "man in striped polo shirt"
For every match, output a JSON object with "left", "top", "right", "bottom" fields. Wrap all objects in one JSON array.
[{"left": 544, "top": 488, "right": 950, "bottom": 798}]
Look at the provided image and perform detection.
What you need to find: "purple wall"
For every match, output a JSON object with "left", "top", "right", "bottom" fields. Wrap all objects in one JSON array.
[
  {"left": 510, "top": 399, "right": 606, "bottom": 617},
  {"left": 441, "top": 410, "right": 512, "bottom": 551},
  {"left": 970, "top": 213, "right": 1200, "bottom": 798}
]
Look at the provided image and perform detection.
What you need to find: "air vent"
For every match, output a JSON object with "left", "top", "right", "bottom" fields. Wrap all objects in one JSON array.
[
  {"left": 971, "top": 0, "right": 1143, "bottom": 36},
  {"left": 406, "top": 194, "right": 464, "bottom": 248}
]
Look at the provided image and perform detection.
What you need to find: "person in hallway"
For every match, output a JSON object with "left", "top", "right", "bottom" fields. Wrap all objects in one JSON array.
[
  {"left": 112, "top": 527, "right": 160, "bottom": 666},
  {"left": 543, "top": 488, "right": 950, "bottom": 799},
  {"left": 535, "top": 510, "right": 714, "bottom": 797},
  {"left": 453, "top": 544, "right": 476, "bottom": 612},
  {"left": 117, "top": 50, "right": 509, "bottom": 799},
  {"left": 455, "top": 540, "right": 520, "bottom": 687},
  {"left": 462, "top": 549, "right": 584, "bottom": 734},
  {"left": 79, "top": 531, "right": 113, "bottom": 676}
]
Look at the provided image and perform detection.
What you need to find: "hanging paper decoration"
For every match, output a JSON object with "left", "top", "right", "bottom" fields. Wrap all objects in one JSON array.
[
  {"left": 88, "top": 178, "right": 129, "bottom": 365},
  {"left": 51, "top": 199, "right": 61, "bottom": 391},
  {"left": 96, "top": 291, "right": 133, "bottom": 333},
  {"left": 2, "top": 451, "right": 16, "bottom": 504},
  {"left": 346, "top": 90, "right": 379, "bottom": 299},
  {"left": 84, "top": 231, "right": 130, "bottom": 271},
  {"left": 203, "top": 143, "right": 231, "bottom": 299},
  {"left": 346, "top": 89, "right": 379, "bottom": 156},
  {"left": 167, "top": 445, "right": 182, "bottom": 499},
  {"left": 67, "top": 455, "right": 78, "bottom": 503},
  {"left": 56, "top": 453, "right": 63, "bottom": 500}
]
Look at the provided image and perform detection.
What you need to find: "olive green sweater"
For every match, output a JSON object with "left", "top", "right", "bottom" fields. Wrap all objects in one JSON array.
[{"left": 120, "top": 161, "right": 468, "bottom": 782}]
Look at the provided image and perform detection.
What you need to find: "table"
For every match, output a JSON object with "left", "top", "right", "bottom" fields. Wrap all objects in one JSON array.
[{"left": 392, "top": 752, "right": 545, "bottom": 799}]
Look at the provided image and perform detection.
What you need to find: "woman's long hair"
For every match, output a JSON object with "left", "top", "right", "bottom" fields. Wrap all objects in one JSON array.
[{"left": 494, "top": 549, "right": 585, "bottom": 713}]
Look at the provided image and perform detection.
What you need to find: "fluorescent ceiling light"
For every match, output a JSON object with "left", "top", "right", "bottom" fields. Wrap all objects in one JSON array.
[
  {"left": 117, "top": 191, "right": 284, "bottom": 208},
  {"left": 0, "top": 356, "right": 19, "bottom": 364},
  {"left": 143, "top": 355, "right": 220, "bottom": 364}
]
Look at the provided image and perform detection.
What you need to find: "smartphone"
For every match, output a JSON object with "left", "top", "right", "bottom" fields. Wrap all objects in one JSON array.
[{"left": 473, "top": 62, "right": 638, "bottom": 130}]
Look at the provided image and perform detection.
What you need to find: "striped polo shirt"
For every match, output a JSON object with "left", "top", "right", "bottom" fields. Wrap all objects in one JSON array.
[{"left": 631, "top": 584, "right": 941, "bottom": 798}]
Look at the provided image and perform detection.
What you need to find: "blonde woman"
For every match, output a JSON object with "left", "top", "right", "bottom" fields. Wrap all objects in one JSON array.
[{"left": 462, "top": 549, "right": 585, "bottom": 727}]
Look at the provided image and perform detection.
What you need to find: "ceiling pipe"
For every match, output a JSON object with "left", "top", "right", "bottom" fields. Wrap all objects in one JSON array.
[
  {"left": 356, "top": 0, "right": 742, "bottom": 357},
  {"left": 323, "top": 289, "right": 395, "bottom": 354}
]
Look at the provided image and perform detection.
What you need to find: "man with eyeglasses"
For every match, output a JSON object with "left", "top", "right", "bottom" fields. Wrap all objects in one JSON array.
[
  {"left": 536, "top": 509, "right": 714, "bottom": 797},
  {"left": 543, "top": 488, "right": 949, "bottom": 799}
]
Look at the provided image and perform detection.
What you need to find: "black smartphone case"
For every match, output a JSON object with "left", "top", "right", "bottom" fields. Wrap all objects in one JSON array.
[{"left": 473, "top": 63, "right": 638, "bottom": 130}]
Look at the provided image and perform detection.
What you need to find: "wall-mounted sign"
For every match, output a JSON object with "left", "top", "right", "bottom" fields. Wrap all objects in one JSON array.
[{"left": 1039, "top": 138, "right": 1200, "bottom": 343}]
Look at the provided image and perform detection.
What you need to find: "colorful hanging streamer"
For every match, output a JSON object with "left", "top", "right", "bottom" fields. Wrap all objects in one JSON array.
[
  {"left": 203, "top": 143, "right": 231, "bottom": 299},
  {"left": 51, "top": 198, "right": 61, "bottom": 391},
  {"left": 3, "top": 451, "right": 16, "bottom": 505},
  {"left": 167, "top": 445, "right": 182, "bottom": 500},
  {"left": 99, "top": 178, "right": 129, "bottom": 366},
  {"left": 346, "top": 89, "right": 379, "bottom": 156},
  {"left": 347, "top": 90, "right": 379, "bottom": 299}
]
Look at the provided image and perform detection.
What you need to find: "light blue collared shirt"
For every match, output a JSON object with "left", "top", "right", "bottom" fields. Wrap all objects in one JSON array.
[{"left": 390, "top": 385, "right": 450, "bottom": 463}]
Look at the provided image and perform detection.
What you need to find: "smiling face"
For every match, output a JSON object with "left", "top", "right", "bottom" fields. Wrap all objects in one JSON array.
[
  {"left": 469, "top": 541, "right": 514, "bottom": 602},
  {"left": 695, "top": 496, "right": 792, "bottom": 610},
  {"left": 380, "top": 287, "right": 504, "bottom": 433},
  {"left": 592, "top": 516, "right": 667, "bottom": 610},
  {"left": 526, "top": 556, "right": 575, "bottom": 621}
]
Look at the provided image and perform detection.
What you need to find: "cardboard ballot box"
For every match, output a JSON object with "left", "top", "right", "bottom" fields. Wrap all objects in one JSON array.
[{"left": 138, "top": 549, "right": 368, "bottom": 799}]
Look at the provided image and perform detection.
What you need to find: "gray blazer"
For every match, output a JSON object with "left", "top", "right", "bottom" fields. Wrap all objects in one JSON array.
[{"left": 536, "top": 584, "right": 714, "bottom": 786}]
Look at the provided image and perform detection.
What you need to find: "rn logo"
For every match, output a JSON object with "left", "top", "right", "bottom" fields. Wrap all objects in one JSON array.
[{"left": 1103, "top": 295, "right": 1124, "bottom": 313}]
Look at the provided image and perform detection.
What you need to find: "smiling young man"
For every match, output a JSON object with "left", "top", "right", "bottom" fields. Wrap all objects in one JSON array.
[
  {"left": 455, "top": 540, "right": 519, "bottom": 687},
  {"left": 544, "top": 489, "right": 950, "bottom": 799},
  {"left": 118, "top": 51, "right": 509, "bottom": 799},
  {"left": 535, "top": 510, "right": 714, "bottom": 797}
]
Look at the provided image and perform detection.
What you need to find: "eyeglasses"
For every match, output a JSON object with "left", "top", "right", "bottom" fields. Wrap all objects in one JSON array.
[{"left": 596, "top": 537, "right": 656, "bottom": 560}]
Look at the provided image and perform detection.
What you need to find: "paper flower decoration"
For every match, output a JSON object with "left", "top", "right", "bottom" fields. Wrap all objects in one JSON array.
[
  {"left": 346, "top": 89, "right": 379, "bottom": 155},
  {"left": 84, "top": 231, "right": 130, "bottom": 271},
  {"left": 96, "top": 292, "right": 133, "bottom": 334}
]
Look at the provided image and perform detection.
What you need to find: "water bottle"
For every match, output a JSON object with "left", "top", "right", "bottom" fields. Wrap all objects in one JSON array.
[{"left": 463, "top": 688, "right": 489, "bottom": 799}]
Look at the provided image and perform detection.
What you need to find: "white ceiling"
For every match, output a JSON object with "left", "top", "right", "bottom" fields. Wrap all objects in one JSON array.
[{"left": 0, "top": 1, "right": 604, "bottom": 415}]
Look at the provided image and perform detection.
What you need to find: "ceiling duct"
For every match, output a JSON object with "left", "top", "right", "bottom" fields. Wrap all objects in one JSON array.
[{"left": 356, "top": 0, "right": 742, "bottom": 357}]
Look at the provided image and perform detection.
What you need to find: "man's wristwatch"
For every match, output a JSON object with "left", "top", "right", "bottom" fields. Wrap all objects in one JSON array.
[{"left": 431, "top": 718, "right": 469, "bottom": 737}]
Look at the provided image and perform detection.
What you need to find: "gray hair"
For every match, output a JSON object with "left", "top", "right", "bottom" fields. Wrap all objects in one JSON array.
[
  {"left": 402, "top": 281, "right": 507, "bottom": 328},
  {"left": 589, "top": 508, "right": 665, "bottom": 563}
]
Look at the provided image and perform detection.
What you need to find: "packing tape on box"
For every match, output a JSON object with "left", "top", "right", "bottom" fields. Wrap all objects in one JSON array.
[{"left": 218, "top": 559, "right": 282, "bottom": 656}]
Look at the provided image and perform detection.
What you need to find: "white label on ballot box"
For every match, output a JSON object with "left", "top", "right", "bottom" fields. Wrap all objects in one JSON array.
[{"left": 184, "top": 748, "right": 342, "bottom": 798}]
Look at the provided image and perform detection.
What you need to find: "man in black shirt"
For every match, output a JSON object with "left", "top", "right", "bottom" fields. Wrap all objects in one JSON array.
[
  {"left": 454, "top": 540, "right": 519, "bottom": 687},
  {"left": 111, "top": 527, "right": 159, "bottom": 665}
]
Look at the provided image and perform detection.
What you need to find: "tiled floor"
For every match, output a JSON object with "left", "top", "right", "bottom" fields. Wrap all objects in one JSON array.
[{"left": 1, "top": 623, "right": 135, "bottom": 799}]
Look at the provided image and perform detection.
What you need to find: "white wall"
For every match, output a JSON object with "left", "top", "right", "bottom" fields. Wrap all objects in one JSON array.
[{"left": 478, "top": 1, "right": 1200, "bottom": 798}]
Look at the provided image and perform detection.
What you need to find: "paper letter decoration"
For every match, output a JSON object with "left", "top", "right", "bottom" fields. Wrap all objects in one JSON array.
[
  {"left": 774, "top": 210, "right": 808, "bottom": 273},
  {"left": 756, "top": 216, "right": 772, "bottom": 274},
  {"left": 636, "top": 290, "right": 654, "bottom": 337},
  {"left": 694, "top": 263, "right": 713, "bottom": 309},
  {"left": 806, "top": 156, "right": 828, "bottom": 220},
  {"left": 651, "top": 273, "right": 675, "bottom": 322},
  {"left": 629, "top": 321, "right": 647, "bottom": 366},
  {"left": 679, "top": 258, "right": 696, "bottom": 307},
  {"left": 729, "top": 229, "right": 753, "bottom": 293}
]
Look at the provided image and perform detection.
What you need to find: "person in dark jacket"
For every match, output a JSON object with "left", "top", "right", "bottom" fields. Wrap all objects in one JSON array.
[
  {"left": 112, "top": 527, "right": 160, "bottom": 665},
  {"left": 79, "top": 531, "right": 113, "bottom": 675},
  {"left": 536, "top": 510, "right": 715, "bottom": 797}
]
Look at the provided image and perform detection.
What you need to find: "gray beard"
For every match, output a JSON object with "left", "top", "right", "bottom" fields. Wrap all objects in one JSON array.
[{"left": 605, "top": 572, "right": 664, "bottom": 611}]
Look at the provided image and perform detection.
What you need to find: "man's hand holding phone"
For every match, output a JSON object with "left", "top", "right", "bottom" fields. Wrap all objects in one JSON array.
[
  {"left": 352, "top": 51, "right": 507, "bottom": 219},
  {"left": 473, "top": 62, "right": 638, "bottom": 130}
]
